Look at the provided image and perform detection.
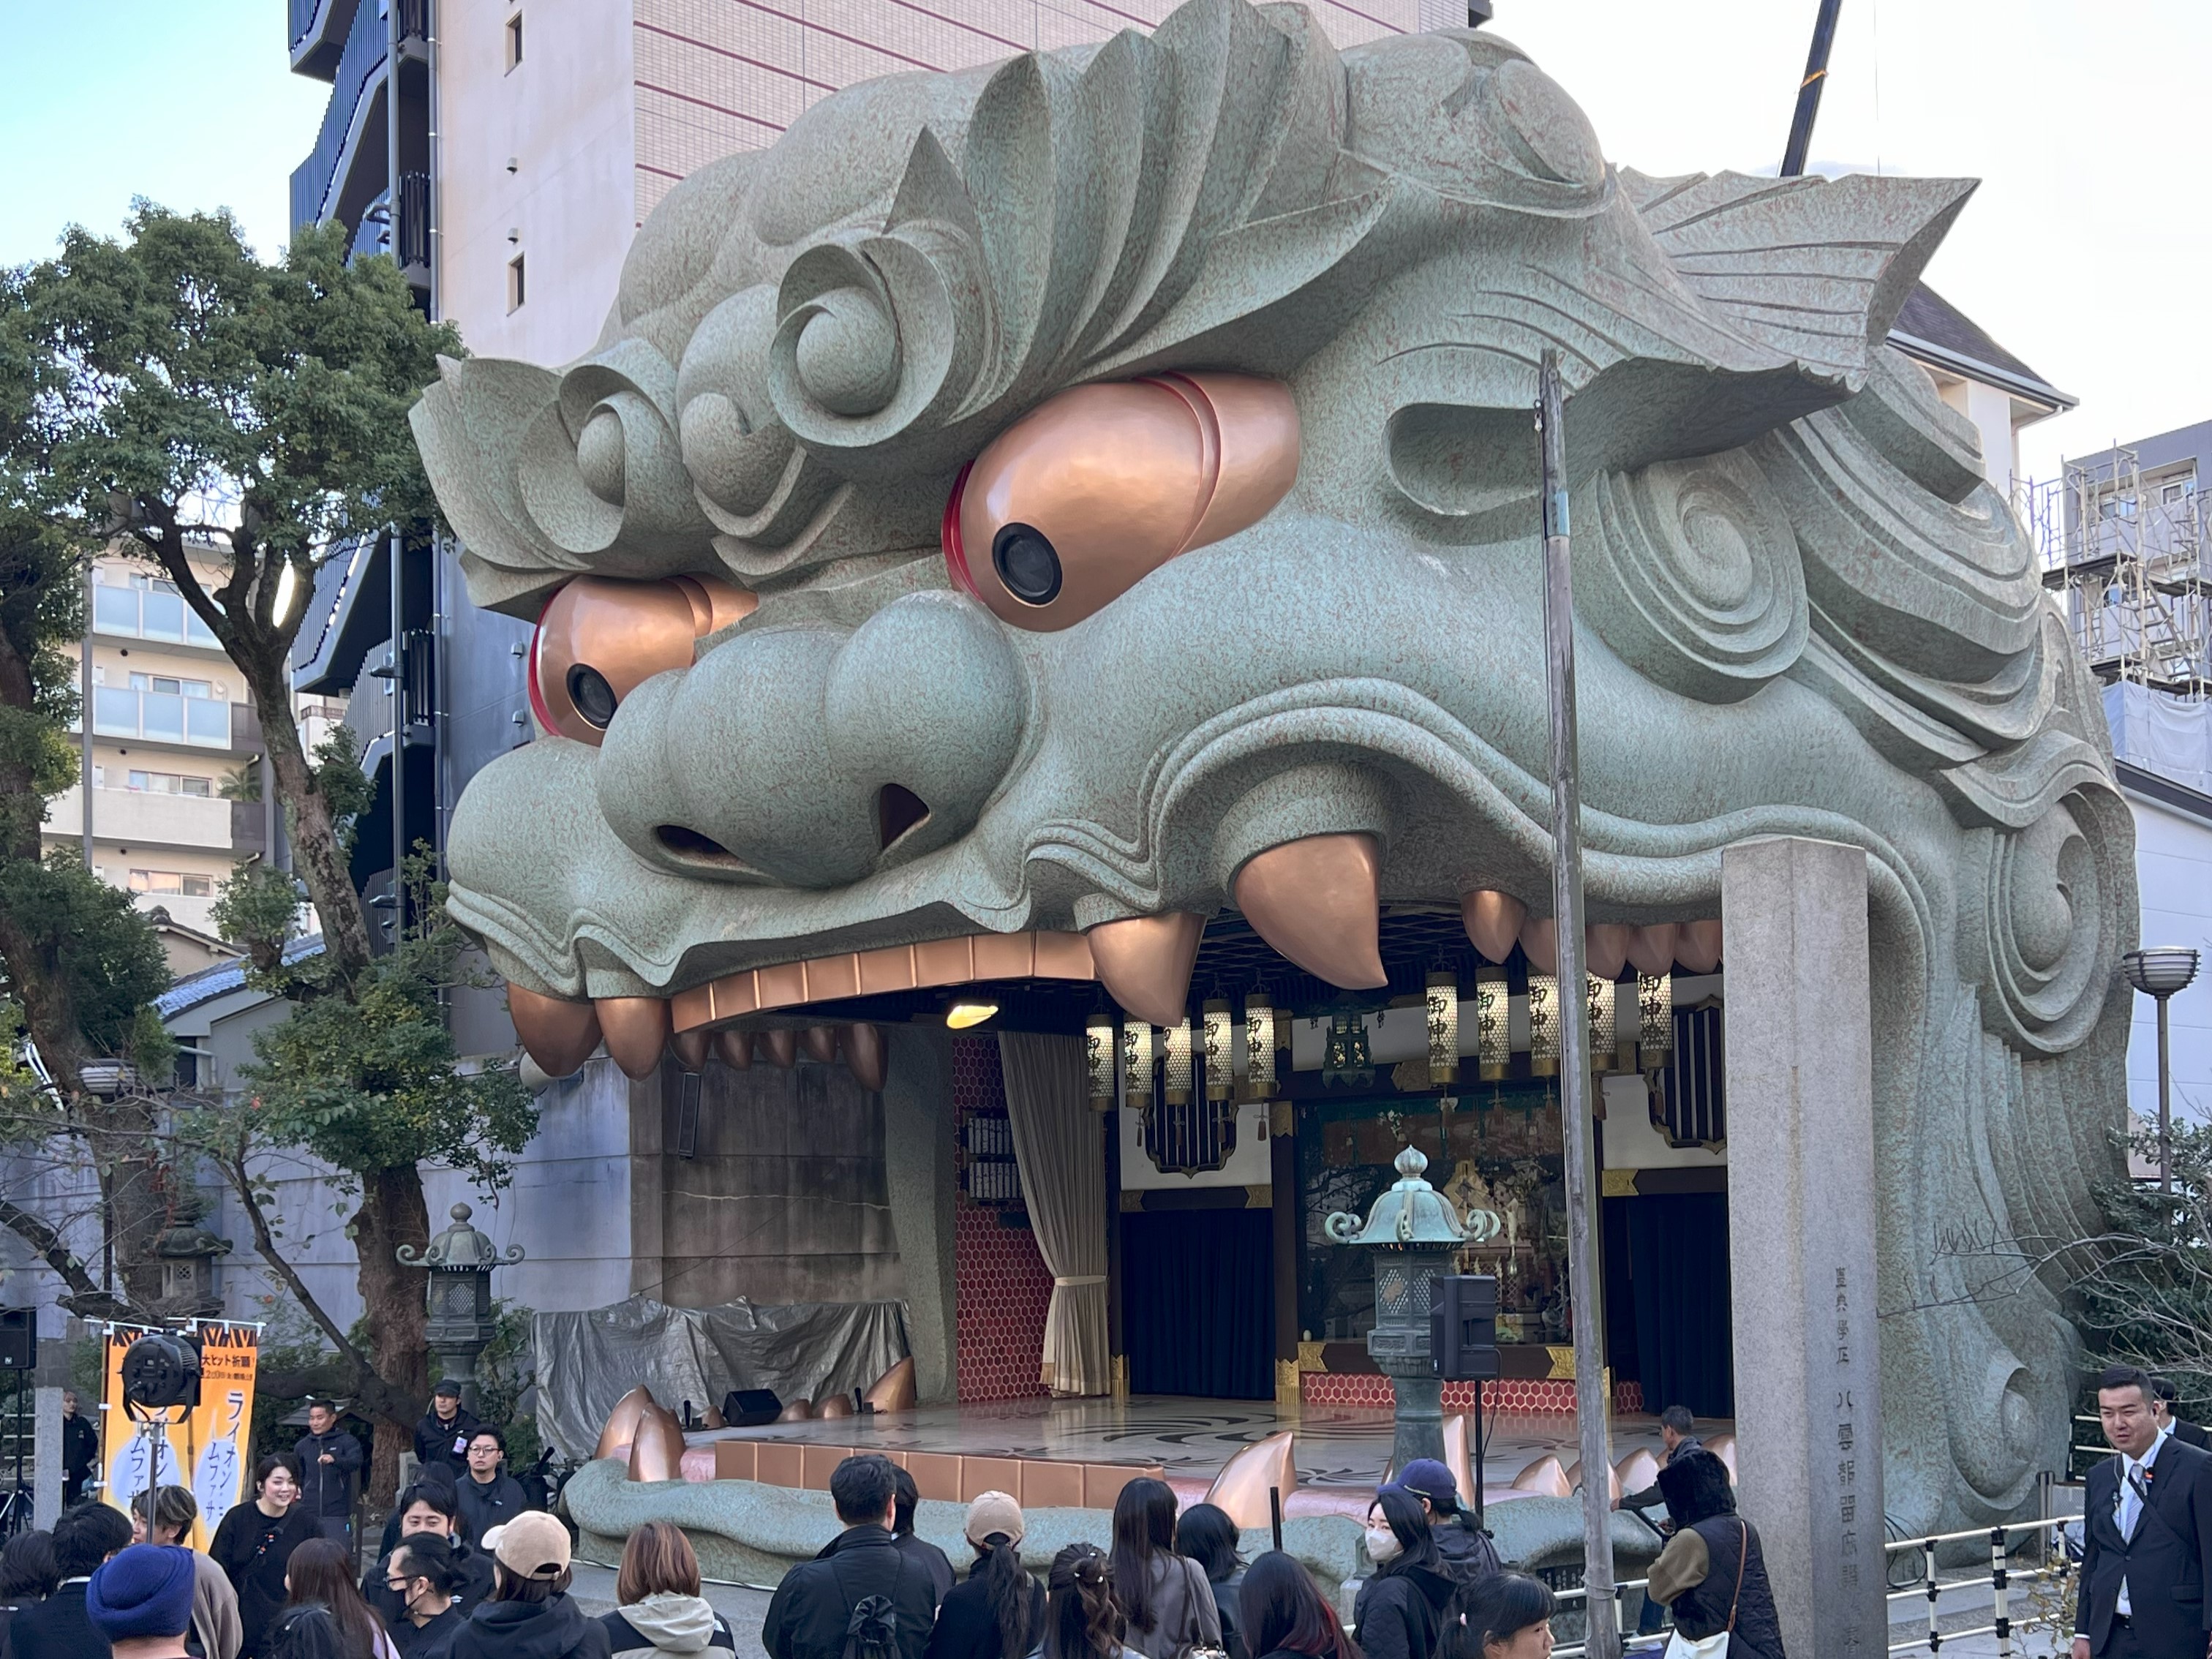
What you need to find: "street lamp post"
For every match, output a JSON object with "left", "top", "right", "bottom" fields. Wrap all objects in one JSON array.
[
  {"left": 396, "top": 1204, "right": 523, "bottom": 1415},
  {"left": 2122, "top": 947, "right": 2202, "bottom": 1192}
]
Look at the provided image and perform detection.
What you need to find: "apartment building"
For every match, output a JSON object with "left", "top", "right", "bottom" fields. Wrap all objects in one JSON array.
[{"left": 37, "top": 549, "right": 342, "bottom": 976}]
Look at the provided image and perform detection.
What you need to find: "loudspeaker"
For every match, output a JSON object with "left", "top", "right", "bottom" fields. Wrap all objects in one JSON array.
[
  {"left": 722, "top": 1389, "right": 782, "bottom": 1428},
  {"left": 1430, "top": 1275, "right": 1500, "bottom": 1382},
  {"left": 0, "top": 1309, "right": 32, "bottom": 1370}
]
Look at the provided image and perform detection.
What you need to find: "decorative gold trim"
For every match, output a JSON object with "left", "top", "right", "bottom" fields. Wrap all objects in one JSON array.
[
  {"left": 1268, "top": 1100, "right": 1295, "bottom": 1137},
  {"left": 1297, "top": 1340, "right": 1327, "bottom": 1374},
  {"left": 1274, "top": 1360, "right": 1304, "bottom": 1409},
  {"left": 1546, "top": 1345, "right": 1576, "bottom": 1380},
  {"left": 1111, "top": 1354, "right": 1130, "bottom": 1401},
  {"left": 1245, "top": 1185, "right": 1273, "bottom": 1208},
  {"left": 1600, "top": 1168, "right": 1639, "bottom": 1198}
]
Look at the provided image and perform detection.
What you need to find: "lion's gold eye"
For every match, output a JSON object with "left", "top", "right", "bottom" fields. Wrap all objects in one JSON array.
[
  {"left": 529, "top": 574, "right": 755, "bottom": 745},
  {"left": 944, "top": 372, "right": 1299, "bottom": 631}
]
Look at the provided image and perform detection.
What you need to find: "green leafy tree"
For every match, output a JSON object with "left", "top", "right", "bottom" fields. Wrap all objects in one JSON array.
[{"left": 26, "top": 206, "right": 462, "bottom": 982}]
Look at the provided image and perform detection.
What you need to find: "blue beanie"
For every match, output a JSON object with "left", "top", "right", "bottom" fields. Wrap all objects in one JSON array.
[
  {"left": 87, "top": 1544, "right": 197, "bottom": 1640},
  {"left": 1393, "top": 1458, "right": 1459, "bottom": 1508}
]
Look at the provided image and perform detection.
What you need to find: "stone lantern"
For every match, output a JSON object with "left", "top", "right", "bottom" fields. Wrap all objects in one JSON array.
[
  {"left": 1325, "top": 1145, "right": 1469, "bottom": 1471},
  {"left": 396, "top": 1204, "right": 523, "bottom": 1415},
  {"left": 150, "top": 1196, "right": 231, "bottom": 1320}
]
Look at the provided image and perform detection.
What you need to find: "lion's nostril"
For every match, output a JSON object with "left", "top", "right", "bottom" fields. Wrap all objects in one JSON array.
[
  {"left": 657, "top": 824, "right": 746, "bottom": 865},
  {"left": 876, "top": 784, "right": 931, "bottom": 851}
]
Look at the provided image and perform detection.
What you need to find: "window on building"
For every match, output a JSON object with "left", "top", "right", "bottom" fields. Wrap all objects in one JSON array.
[
  {"left": 124, "top": 770, "right": 214, "bottom": 797},
  {"left": 127, "top": 870, "right": 214, "bottom": 898},
  {"left": 127, "top": 672, "right": 220, "bottom": 699},
  {"left": 508, "top": 252, "right": 526, "bottom": 312},
  {"left": 505, "top": 11, "right": 523, "bottom": 70}
]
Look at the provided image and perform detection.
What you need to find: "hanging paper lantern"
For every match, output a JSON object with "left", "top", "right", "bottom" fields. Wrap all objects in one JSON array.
[
  {"left": 1122, "top": 1022, "right": 1154, "bottom": 1106},
  {"left": 1426, "top": 969, "right": 1459, "bottom": 1086},
  {"left": 1244, "top": 988, "right": 1277, "bottom": 1097},
  {"left": 1163, "top": 1018, "right": 1194, "bottom": 1106},
  {"left": 1587, "top": 974, "right": 1617, "bottom": 1074},
  {"left": 1527, "top": 974, "right": 1560, "bottom": 1077},
  {"left": 1086, "top": 1009, "right": 1117, "bottom": 1109},
  {"left": 1639, "top": 971, "right": 1674, "bottom": 1069},
  {"left": 1475, "top": 968, "right": 1509, "bottom": 1081},
  {"left": 1203, "top": 999, "right": 1234, "bottom": 1103}
]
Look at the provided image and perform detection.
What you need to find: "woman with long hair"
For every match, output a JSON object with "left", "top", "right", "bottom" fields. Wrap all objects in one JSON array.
[
  {"left": 211, "top": 1454, "right": 321, "bottom": 1659},
  {"left": 925, "top": 1492, "right": 1045, "bottom": 1659},
  {"left": 1173, "top": 1504, "right": 1246, "bottom": 1659},
  {"left": 599, "top": 1520, "right": 737, "bottom": 1656},
  {"left": 1440, "top": 1575, "right": 1554, "bottom": 1659},
  {"left": 1239, "top": 1552, "right": 1361, "bottom": 1659},
  {"left": 274, "top": 1536, "right": 400, "bottom": 1659},
  {"left": 1107, "top": 1479, "right": 1219, "bottom": 1659},
  {"left": 1044, "top": 1543, "right": 1139, "bottom": 1659},
  {"left": 1351, "top": 1488, "right": 1453, "bottom": 1659}
]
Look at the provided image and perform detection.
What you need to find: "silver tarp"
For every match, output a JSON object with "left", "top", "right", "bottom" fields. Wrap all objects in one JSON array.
[{"left": 533, "top": 1295, "right": 910, "bottom": 1462}]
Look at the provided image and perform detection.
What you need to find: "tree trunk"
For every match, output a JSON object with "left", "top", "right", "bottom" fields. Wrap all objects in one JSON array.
[
  {"left": 263, "top": 717, "right": 375, "bottom": 978},
  {"left": 350, "top": 1165, "right": 432, "bottom": 1505}
]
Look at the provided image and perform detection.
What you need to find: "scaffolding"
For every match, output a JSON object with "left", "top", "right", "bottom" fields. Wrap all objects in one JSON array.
[{"left": 2021, "top": 446, "right": 2211, "bottom": 697}]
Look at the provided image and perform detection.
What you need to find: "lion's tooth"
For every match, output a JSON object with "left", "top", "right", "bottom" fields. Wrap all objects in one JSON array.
[
  {"left": 758, "top": 1028, "right": 798, "bottom": 1067},
  {"left": 714, "top": 1028, "right": 756, "bottom": 1069},
  {"left": 508, "top": 985, "right": 602, "bottom": 1079},
  {"left": 1584, "top": 924, "right": 1631, "bottom": 979},
  {"left": 1084, "top": 911, "right": 1205, "bottom": 1027},
  {"left": 597, "top": 996, "right": 672, "bottom": 1080},
  {"left": 1460, "top": 889, "right": 1526, "bottom": 962},
  {"left": 1519, "top": 916, "right": 1558, "bottom": 974},
  {"left": 669, "top": 1028, "right": 712, "bottom": 1072},
  {"left": 801, "top": 1025, "right": 840, "bottom": 1064},
  {"left": 1233, "top": 834, "right": 1386, "bottom": 991},
  {"left": 1627, "top": 923, "right": 1679, "bottom": 977},
  {"left": 1677, "top": 919, "right": 1724, "bottom": 973},
  {"left": 843, "top": 1023, "right": 889, "bottom": 1091}
]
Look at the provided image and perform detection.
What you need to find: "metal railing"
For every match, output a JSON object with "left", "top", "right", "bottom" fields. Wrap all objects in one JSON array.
[
  {"left": 1543, "top": 1576, "right": 1659, "bottom": 1659},
  {"left": 1884, "top": 1519, "right": 2072, "bottom": 1657}
]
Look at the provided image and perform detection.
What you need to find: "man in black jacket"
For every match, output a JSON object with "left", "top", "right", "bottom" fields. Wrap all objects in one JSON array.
[
  {"left": 763, "top": 1456, "right": 936, "bottom": 1659},
  {"left": 59, "top": 1391, "right": 99, "bottom": 1508},
  {"left": 11, "top": 1501, "right": 131, "bottom": 1658},
  {"left": 884, "top": 1466, "right": 953, "bottom": 1609},
  {"left": 2077, "top": 1364, "right": 2212, "bottom": 1659},
  {"left": 294, "top": 1399, "right": 364, "bottom": 1545},
  {"left": 412, "top": 1381, "right": 480, "bottom": 1481},
  {"left": 2152, "top": 1377, "right": 2212, "bottom": 1451},
  {"left": 454, "top": 1426, "right": 530, "bottom": 1543}
]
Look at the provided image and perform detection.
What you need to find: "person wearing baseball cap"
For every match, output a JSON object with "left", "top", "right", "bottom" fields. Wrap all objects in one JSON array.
[
  {"left": 1391, "top": 1459, "right": 1500, "bottom": 1582},
  {"left": 86, "top": 1543, "right": 198, "bottom": 1659},
  {"left": 925, "top": 1492, "right": 1046, "bottom": 1659},
  {"left": 447, "top": 1510, "right": 606, "bottom": 1659}
]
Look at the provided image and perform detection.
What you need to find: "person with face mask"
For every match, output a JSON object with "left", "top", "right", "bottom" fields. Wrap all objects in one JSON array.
[
  {"left": 383, "top": 1538, "right": 467, "bottom": 1658},
  {"left": 1352, "top": 1489, "right": 1453, "bottom": 1659}
]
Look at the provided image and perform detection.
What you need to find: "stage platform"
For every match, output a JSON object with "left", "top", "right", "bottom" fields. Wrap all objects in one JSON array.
[{"left": 677, "top": 1393, "right": 1731, "bottom": 1511}]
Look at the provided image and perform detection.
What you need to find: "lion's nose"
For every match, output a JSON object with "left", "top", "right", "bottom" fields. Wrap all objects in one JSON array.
[{"left": 595, "top": 591, "right": 1026, "bottom": 889}]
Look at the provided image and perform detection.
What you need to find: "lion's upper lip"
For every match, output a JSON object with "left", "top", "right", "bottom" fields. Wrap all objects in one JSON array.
[{"left": 669, "top": 929, "right": 1096, "bottom": 1032}]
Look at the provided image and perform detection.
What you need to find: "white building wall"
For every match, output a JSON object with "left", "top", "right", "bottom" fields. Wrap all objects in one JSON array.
[{"left": 2123, "top": 792, "right": 2212, "bottom": 1127}]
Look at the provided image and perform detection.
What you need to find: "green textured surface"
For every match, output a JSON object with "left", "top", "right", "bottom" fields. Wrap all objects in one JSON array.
[{"left": 422, "top": 0, "right": 2134, "bottom": 1535}]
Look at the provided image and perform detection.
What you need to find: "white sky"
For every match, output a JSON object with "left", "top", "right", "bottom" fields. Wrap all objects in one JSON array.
[
  {"left": 1496, "top": 0, "right": 2212, "bottom": 487},
  {"left": 1, "top": 1, "right": 2202, "bottom": 489}
]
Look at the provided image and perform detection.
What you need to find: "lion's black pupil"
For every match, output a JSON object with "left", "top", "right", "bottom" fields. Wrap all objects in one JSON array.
[
  {"left": 567, "top": 663, "right": 618, "bottom": 729},
  {"left": 992, "top": 523, "right": 1062, "bottom": 605}
]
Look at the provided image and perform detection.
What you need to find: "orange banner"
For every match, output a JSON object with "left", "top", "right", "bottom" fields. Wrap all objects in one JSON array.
[{"left": 98, "top": 1323, "right": 259, "bottom": 1549}]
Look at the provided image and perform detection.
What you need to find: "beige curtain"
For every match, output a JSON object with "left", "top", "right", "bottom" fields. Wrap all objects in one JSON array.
[{"left": 998, "top": 1032, "right": 1110, "bottom": 1396}]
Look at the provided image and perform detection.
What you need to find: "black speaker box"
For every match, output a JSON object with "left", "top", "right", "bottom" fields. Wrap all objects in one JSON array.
[
  {"left": 722, "top": 1388, "right": 782, "bottom": 1427},
  {"left": 0, "top": 1309, "right": 36, "bottom": 1371}
]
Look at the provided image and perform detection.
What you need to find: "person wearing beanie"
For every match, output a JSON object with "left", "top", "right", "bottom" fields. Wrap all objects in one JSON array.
[
  {"left": 924, "top": 1492, "right": 1045, "bottom": 1659},
  {"left": 447, "top": 1511, "right": 608, "bottom": 1659},
  {"left": 86, "top": 1543, "right": 198, "bottom": 1658},
  {"left": 13, "top": 1500, "right": 132, "bottom": 1659},
  {"left": 132, "top": 1483, "right": 244, "bottom": 1659}
]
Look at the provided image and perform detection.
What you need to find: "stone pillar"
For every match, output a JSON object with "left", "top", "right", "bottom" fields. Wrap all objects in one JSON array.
[
  {"left": 33, "top": 1332, "right": 67, "bottom": 1528},
  {"left": 1721, "top": 837, "right": 1884, "bottom": 1659}
]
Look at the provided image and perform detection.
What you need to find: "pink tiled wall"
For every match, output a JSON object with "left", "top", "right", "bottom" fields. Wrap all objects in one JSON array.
[
  {"left": 1302, "top": 1373, "right": 1646, "bottom": 1415},
  {"left": 952, "top": 1036, "right": 1055, "bottom": 1402}
]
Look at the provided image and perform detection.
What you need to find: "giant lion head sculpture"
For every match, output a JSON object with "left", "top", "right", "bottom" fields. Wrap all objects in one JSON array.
[{"left": 415, "top": 0, "right": 2132, "bottom": 1531}]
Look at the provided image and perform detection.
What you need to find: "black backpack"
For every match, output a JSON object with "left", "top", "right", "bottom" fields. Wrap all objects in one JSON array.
[{"left": 834, "top": 1553, "right": 911, "bottom": 1659}]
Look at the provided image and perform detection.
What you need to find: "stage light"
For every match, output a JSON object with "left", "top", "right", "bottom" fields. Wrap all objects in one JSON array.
[{"left": 945, "top": 1001, "right": 998, "bottom": 1029}]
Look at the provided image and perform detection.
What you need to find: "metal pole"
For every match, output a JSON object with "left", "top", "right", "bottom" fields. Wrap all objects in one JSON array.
[
  {"left": 1780, "top": 0, "right": 1846, "bottom": 178},
  {"left": 1537, "top": 350, "right": 1618, "bottom": 1659},
  {"left": 80, "top": 572, "right": 95, "bottom": 870},
  {"left": 2158, "top": 993, "right": 2173, "bottom": 1192}
]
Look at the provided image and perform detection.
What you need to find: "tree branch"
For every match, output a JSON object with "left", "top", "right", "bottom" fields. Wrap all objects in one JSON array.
[{"left": 0, "top": 1192, "right": 152, "bottom": 1323}]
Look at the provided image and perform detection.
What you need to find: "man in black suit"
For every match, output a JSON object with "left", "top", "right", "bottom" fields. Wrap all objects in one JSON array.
[
  {"left": 2153, "top": 1377, "right": 2212, "bottom": 1451},
  {"left": 2077, "top": 1364, "right": 2212, "bottom": 1659}
]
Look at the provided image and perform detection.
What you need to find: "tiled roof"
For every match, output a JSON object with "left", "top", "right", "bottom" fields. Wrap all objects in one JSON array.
[
  {"left": 1889, "top": 284, "right": 2075, "bottom": 409},
  {"left": 154, "top": 934, "right": 325, "bottom": 1020}
]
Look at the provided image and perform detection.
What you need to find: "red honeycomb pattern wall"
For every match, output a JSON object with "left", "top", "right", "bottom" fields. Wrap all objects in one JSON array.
[
  {"left": 952, "top": 1035, "right": 1054, "bottom": 1402},
  {"left": 1301, "top": 1373, "right": 1645, "bottom": 1415}
]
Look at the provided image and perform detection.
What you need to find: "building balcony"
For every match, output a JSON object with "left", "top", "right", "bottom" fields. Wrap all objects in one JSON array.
[
  {"left": 43, "top": 785, "right": 237, "bottom": 852},
  {"left": 288, "top": 0, "right": 363, "bottom": 80},
  {"left": 91, "top": 688, "right": 235, "bottom": 750},
  {"left": 290, "top": 0, "right": 388, "bottom": 236},
  {"left": 91, "top": 582, "right": 224, "bottom": 651},
  {"left": 293, "top": 535, "right": 388, "bottom": 696}
]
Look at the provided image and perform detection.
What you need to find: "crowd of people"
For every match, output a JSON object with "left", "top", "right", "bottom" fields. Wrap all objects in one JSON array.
[{"left": 756, "top": 1451, "right": 1720, "bottom": 1659}]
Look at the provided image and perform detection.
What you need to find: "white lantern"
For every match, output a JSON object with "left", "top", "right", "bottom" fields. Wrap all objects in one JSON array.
[
  {"left": 1527, "top": 974, "right": 1560, "bottom": 1077},
  {"left": 1086, "top": 1009, "right": 1118, "bottom": 1109},
  {"left": 1587, "top": 974, "right": 1617, "bottom": 1074},
  {"left": 1244, "top": 989, "right": 1277, "bottom": 1096},
  {"left": 1203, "top": 998, "right": 1234, "bottom": 1103},
  {"left": 1639, "top": 971, "right": 1674, "bottom": 1069},
  {"left": 1122, "top": 1022, "right": 1154, "bottom": 1106},
  {"left": 1426, "top": 969, "right": 1459, "bottom": 1086},
  {"left": 1163, "top": 1018, "right": 1194, "bottom": 1106},
  {"left": 1475, "top": 967, "right": 1509, "bottom": 1081}
]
